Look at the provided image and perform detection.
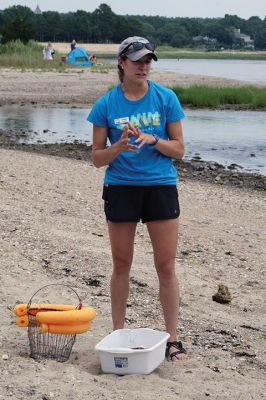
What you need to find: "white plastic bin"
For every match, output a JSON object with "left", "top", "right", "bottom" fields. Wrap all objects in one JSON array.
[{"left": 95, "top": 328, "right": 170, "bottom": 375}]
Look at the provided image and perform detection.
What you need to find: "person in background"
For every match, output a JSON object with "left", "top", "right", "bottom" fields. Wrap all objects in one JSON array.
[
  {"left": 87, "top": 36, "right": 187, "bottom": 362},
  {"left": 71, "top": 39, "right": 76, "bottom": 51},
  {"left": 89, "top": 53, "right": 96, "bottom": 64},
  {"left": 43, "top": 42, "right": 54, "bottom": 60}
]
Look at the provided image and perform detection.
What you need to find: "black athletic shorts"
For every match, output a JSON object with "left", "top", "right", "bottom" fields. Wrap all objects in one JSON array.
[{"left": 102, "top": 185, "right": 180, "bottom": 223}]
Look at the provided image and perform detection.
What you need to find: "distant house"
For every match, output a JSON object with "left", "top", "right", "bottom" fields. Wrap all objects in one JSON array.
[
  {"left": 193, "top": 35, "right": 217, "bottom": 42},
  {"left": 192, "top": 35, "right": 217, "bottom": 45},
  {"left": 233, "top": 28, "right": 254, "bottom": 48}
]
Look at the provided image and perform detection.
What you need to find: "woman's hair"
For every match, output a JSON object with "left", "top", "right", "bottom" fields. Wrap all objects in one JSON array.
[{"left": 117, "top": 55, "right": 127, "bottom": 83}]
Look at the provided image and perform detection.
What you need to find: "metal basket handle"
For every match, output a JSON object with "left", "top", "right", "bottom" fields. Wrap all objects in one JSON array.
[{"left": 27, "top": 283, "right": 82, "bottom": 312}]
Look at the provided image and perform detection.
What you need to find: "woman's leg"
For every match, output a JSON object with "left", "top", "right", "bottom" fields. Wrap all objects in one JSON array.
[
  {"left": 147, "top": 218, "right": 187, "bottom": 361},
  {"left": 108, "top": 221, "right": 137, "bottom": 330}
]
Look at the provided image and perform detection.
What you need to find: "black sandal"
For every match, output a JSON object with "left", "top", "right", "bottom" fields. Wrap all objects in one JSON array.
[{"left": 165, "top": 341, "right": 187, "bottom": 361}]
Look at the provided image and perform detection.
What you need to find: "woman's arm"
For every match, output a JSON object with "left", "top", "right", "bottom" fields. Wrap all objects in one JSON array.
[
  {"left": 134, "top": 120, "right": 185, "bottom": 160},
  {"left": 92, "top": 124, "right": 139, "bottom": 168},
  {"left": 154, "top": 120, "right": 185, "bottom": 159}
]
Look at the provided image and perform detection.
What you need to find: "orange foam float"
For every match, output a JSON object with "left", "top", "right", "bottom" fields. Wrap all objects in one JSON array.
[
  {"left": 40, "top": 322, "right": 90, "bottom": 334},
  {"left": 13, "top": 304, "right": 78, "bottom": 317},
  {"left": 13, "top": 304, "right": 96, "bottom": 335}
]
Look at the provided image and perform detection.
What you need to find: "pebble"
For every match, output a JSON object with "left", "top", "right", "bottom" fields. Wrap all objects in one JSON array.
[{"left": 2, "top": 354, "right": 9, "bottom": 360}]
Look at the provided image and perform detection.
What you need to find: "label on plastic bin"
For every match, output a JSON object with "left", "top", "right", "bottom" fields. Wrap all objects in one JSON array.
[{"left": 114, "top": 357, "right": 128, "bottom": 368}]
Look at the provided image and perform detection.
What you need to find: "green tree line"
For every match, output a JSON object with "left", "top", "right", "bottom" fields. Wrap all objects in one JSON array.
[{"left": 0, "top": 3, "right": 266, "bottom": 49}]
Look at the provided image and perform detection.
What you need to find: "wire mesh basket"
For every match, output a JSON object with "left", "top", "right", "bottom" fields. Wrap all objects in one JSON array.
[{"left": 27, "top": 284, "right": 82, "bottom": 362}]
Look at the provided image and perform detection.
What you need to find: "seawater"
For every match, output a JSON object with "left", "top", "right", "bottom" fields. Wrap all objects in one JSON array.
[
  {"left": 152, "top": 59, "right": 266, "bottom": 84},
  {"left": 109, "top": 58, "right": 266, "bottom": 84},
  {"left": 0, "top": 105, "right": 265, "bottom": 175}
]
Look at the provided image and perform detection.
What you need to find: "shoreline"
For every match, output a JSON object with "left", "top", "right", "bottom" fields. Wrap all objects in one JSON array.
[
  {"left": 0, "top": 138, "right": 265, "bottom": 191},
  {"left": 0, "top": 67, "right": 265, "bottom": 108},
  {"left": 0, "top": 67, "right": 265, "bottom": 190}
]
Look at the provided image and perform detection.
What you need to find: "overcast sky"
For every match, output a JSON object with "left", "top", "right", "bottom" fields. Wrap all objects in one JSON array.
[{"left": 0, "top": 0, "right": 265, "bottom": 19}]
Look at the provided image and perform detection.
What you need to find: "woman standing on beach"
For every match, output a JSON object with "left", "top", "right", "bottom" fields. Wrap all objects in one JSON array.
[{"left": 87, "top": 36, "right": 187, "bottom": 362}]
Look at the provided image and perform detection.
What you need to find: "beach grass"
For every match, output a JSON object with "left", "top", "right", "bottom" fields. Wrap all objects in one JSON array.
[
  {"left": 0, "top": 40, "right": 64, "bottom": 70},
  {"left": 171, "top": 85, "right": 266, "bottom": 108}
]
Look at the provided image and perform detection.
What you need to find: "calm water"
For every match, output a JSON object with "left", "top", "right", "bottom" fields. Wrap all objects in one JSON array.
[
  {"left": 1, "top": 105, "right": 265, "bottom": 175},
  {"left": 152, "top": 59, "right": 266, "bottom": 83},
  {"left": 183, "top": 109, "right": 266, "bottom": 174}
]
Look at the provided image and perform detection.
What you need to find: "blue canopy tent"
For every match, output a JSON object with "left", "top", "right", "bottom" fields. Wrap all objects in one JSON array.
[{"left": 66, "top": 47, "right": 93, "bottom": 66}]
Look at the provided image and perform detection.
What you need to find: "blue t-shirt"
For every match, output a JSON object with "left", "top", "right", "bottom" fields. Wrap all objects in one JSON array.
[{"left": 87, "top": 80, "right": 185, "bottom": 186}]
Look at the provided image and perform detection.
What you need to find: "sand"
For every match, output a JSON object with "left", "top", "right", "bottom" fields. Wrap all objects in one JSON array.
[{"left": 0, "top": 66, "right": 265, "bottom": 400}]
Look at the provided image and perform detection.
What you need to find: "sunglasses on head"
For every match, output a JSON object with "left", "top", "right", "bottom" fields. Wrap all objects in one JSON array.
[{"left": 119, "top": 41, "right": 156, "bottom": 57}]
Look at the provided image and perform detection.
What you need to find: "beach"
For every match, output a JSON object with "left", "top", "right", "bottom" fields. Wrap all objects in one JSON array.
[
  {"left": 1, "top": 63, "right": 261, "bottom": 108},
  {"left": 0, "top": 65, "right": 265, "bottom": 399}
]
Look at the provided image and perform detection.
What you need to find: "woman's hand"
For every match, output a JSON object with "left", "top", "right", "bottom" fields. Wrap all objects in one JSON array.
[
  {"left": 131, "top": 121, "right": 185, "bottom": 159},
  {"left": 114, "top": 124, "right": 139, "bottom": 153},
  {"left": 126, "top": 124, "right": 156, "bottom": 148},
  {"left": 92, "top": 123, "right": 140, "bottom": 168}
]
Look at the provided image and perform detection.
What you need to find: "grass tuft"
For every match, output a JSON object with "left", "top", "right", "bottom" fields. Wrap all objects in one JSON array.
[{"left": 172, "top": 85, "right": 266, "bottom": 109}]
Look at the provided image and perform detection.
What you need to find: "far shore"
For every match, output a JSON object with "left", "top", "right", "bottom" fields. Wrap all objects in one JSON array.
[{"left": 45, "top": 42, "right": 266, "bottom": 59}]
